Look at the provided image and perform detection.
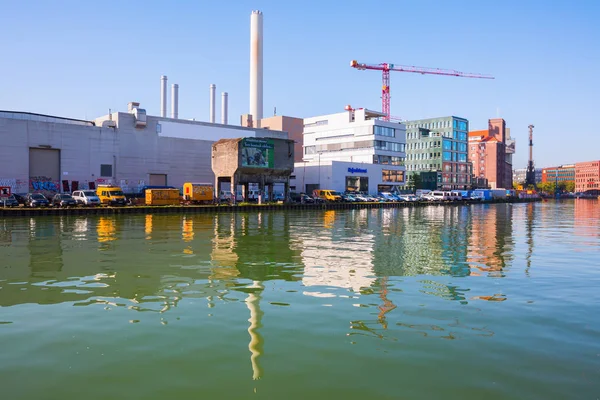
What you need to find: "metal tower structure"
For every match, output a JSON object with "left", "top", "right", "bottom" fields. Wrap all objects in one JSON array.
[
  {"left": 525, "top": 124, "right": 536, "bottom": 187},
  {"left": 350, "top": 60, "right": 494, "bottom": 121}
]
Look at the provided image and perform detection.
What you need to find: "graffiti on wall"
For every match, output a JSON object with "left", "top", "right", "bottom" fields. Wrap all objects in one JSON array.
[
  {"left": 0, "top": 178, "right": 29, "bottom": 194},
  {"left": 29, "top": 176, "right": 60, "bottom": 195}
]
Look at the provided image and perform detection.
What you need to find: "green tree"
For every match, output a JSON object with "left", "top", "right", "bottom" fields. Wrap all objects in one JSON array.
[
  {"left": 408, "top": 173, "right": 422, "bottom": 191},
  {"left": 537, "top": 182, "right": 556, "bottom": 194},
  {"left": 565, "top": 181, "right": 575, "bottom": 193}
]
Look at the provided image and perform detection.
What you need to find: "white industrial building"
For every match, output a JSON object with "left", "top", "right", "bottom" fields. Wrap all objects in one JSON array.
[
  {"left": 290, "top": 108, "right": 406, "bottom": 194},
  {"left": 0, "top": 104, "right": 286, "bottom": 195}
]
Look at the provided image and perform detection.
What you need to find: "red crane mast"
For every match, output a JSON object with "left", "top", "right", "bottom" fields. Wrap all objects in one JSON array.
[{"left": 350, "top": 60, "right": 494, "bottom": 121}]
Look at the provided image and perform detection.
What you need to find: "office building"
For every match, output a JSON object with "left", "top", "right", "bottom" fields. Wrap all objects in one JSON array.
[
  {"left": 259, "top": 115, "right": 304, "bottom": 162},
  {"left": 575, "top": 160, "right": 600, "bottom": 193},
  {"left": 290, "top": 108, "right": 406, "bottom": 194},
  {"left": 541, "top": 165, "right": 575, "bottom": 183},
  {"left": 404, "top": 116, "right": 471, "bottom": 190}
]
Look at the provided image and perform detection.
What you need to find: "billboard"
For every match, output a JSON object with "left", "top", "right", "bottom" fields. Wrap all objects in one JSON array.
[{"left": 241, "top": 138, "right": 275, "bottom": 168}]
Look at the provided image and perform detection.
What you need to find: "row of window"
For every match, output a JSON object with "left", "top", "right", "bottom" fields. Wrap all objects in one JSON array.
[
  {"left": 374, "top": 140, "right": 405, "bottom": 152},
  {"left": 407, "top": 152, "right": 441, "bottom": 161},
  {"left": 374, "top": 126, "right": 395, "bottom": 137},
  {"left": 382, "top": 169, "right": 404, "bottom": 183},
  {"left": 443, "top": 152, "right": 467, "bottom": 162},
  {"left": 407, "top": 164, "right": 441, "bottom": 171},
  {"left": 406, "top": 130, "right": 467, "bottom": 141},
  {"left": 373, "top": 155, "right": 405, "bottom": 165},
  {"left": 304, "top": 140, "right": 406, "bottom": 155},
  {"left": 406, "top": 119, "right": 467, "bottom": 131}
]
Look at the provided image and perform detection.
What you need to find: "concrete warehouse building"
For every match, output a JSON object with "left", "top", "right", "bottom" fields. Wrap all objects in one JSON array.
[
  {"left": 0, "top": 105, "right": 287, "bottom": 196},
  {"left": 290, "top": 107, "right": 406, "bottom": 195}
]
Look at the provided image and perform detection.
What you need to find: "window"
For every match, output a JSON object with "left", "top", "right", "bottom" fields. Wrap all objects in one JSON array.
[
  {"left": 374, "top": 126, "right": 395, "bottom": 137},
  {"left": 100, "top": 164, "right": 112, "bottom": 177},
  {"left": 374, "top": 140, "right": 405, "bottom": 152},
  {"left": 458, "top": 154, "right": 467, "bottom": 162},
  {"left": 443, "top": 152, "right": 451, "bottom": 161},
  {"left": 382, "top": 169, "right": 404, "bottom": 183},
  {"left": 304, "top": 146, "right": 316, "bottom": 155},
  {"left": 443, "top": 140, "right": 452, "bottom": 150}
]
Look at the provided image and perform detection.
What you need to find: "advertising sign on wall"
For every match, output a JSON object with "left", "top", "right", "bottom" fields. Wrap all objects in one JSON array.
[{"left": 241, "top": 138, "right": 275, "bottom": 168}]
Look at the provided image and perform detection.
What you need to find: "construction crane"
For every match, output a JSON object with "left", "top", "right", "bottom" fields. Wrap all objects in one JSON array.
[
  {"left": 350, "top": 60, "right": 494, "bottom": 121},
  {"left": 525, "top": 124, "right": 536, "bottom": 188}
]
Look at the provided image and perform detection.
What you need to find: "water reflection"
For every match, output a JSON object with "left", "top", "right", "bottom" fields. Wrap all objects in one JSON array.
[{"left": 3, "top": 203, "right": 599, "bottom": 382}]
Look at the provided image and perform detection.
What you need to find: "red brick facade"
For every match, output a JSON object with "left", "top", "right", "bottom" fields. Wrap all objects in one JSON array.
[
  {"left": 468, "top": 119, "right": 512, "bottom": 189},
  {"left": 575, "top": 160, "right": 600, "bottom": 193}
]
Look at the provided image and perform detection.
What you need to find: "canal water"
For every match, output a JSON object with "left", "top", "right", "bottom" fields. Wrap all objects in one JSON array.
[{"left": 0, "top": 200, "right": 599, "bottom": 399}]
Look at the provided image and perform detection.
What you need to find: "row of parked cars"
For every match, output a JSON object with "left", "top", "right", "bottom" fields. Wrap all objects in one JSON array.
[{"left": 1, "top": 190, "right": 103, "bottom": 208}]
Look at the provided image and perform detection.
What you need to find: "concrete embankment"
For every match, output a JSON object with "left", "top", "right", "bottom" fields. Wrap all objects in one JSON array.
[{"left": 0, "top": 198, "right": 541, "bottom": 217}]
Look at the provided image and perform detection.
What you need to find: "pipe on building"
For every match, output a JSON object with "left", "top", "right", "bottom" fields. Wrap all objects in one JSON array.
[
  {"left": 250, "top": 10, "right": 263, "bottom": 124},
  {"left": 171, "top": 84, "right": 179, "bottom": 119},
  {"left": 221, "top": 92, "right": 228, "bottom": 125},
  {"left": 209, "top": 84, "right": 216, "bottom": 123},
  {"left": 160, "top": 75, "right": 168, "bottom": 118}
]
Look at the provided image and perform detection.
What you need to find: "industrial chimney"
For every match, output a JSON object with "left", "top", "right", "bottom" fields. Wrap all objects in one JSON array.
[
  {"left": 171, "top": 84, "right": 179, "bottom": 119},
  {"left": 209, "top": 84, "right": 216, "bottom": 123},
  {"left": 160, "top": 75, "right": 168, "bottom": 118},
  {"left": 250, "top": 10, "right": 263, "bottom": 125},
  {"left": 221, "top": 92, "right": 228, "bottom": 124}
]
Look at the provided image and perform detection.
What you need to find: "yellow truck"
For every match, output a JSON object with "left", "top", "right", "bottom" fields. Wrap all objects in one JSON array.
[
  {"left": 145, "top": 188, "right": 180, "bottom": 206},
  {"left": 96, "top": 185, "right": 127, "bottom": 206},
  {"left": 312, "top": 189, "right": 342, "bottom": 202},
  {"left": 183, "top": 182, "right": 214, "bottom": 204}
]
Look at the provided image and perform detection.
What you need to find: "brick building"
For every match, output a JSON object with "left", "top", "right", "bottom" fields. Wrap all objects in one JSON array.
[
  {"left": 575, "top": 160, "right": 600, "bottom": 194},
  {"left": 469, "top": 118, "right": 513, "bottom": 189},
  {"left": 541, "top": 165, "right": 575, "bottom": 183}
]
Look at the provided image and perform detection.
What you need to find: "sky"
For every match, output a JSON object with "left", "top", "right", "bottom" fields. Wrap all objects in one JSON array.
[{"left": 1, "top": 0, "right": 599, "bottom": 168}]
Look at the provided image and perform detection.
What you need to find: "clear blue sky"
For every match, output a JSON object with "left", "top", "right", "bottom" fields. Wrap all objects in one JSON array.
[{"left": 1, "top": 0, "right": 599, "bottom": 168}]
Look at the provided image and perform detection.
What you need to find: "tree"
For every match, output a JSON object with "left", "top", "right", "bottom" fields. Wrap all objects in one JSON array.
[
  {"left": 408, "top": 173, "right": 422, "bottom": 191},
  {"left": 565, "top": 181, "right": 575, "bottom": 193},
  {"left": 537, "top": 182, "right": 556, "bottom": 194}
]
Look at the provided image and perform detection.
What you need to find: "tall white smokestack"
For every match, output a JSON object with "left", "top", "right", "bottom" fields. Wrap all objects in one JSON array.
[
  {"left": 221, "top": 92, "right": 228, "bottom": 124},
  {"left": 250, "top": 10, "right": 263, "bottom": 125},
  {"left": 160, "top": 75, "right": 168, "bottom": 118},
  {"left": 171, "top": 84, "right": 179, "bottom": 119},
  {"left": 209, "top": 84, "right": 216, "bottom": 123}
]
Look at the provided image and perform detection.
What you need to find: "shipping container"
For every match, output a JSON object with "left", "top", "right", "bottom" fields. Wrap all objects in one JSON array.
[
  {"left": 183, "top": 182, "right": 214, "bottom": 204},
  {"left": 145, "top": 188, "right": 180, "bottom": 206}
]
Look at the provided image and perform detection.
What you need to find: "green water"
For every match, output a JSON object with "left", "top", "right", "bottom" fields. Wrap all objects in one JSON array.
[{"left": 1, "top": 201, "right": 599, "bottom": 399}]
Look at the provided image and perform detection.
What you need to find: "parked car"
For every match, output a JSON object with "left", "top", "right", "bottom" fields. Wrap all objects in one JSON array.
[
  {"left": 342, "top": 194, "right": 357, "bottom": 202},
  {"left": 1, "top": 194, "right": 19, "bottom": 207},
  {"left": 52, "top": 193, "right": 77, "bottom": 208},
  {"left": 13, "top": 193, "right": 27, "bottom": 205},
  {"left": 72, "top": 190, "right": 101, "bottom": 206},
  {"left": 25, "top": 193, "right": 49, "bottom": 207},
  {"left": 291, "top": 193, "right": 315, "bottom": 204},
  {"left": 398, "top": 194, "right": 418, "bottom": 202}
]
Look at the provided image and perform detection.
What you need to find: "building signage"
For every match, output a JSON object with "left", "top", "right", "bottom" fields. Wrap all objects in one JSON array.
[
  {"left": 347, "top": 167, "right": 367, "bottom": 174},
  {"left": 241, "top": 138, "right": 275, "bottom": 168},
  {"left": 242, "top": 138, "right": 274, "bottom": 149}
]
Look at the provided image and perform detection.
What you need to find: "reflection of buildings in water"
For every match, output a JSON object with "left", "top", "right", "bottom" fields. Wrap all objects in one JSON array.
[
  {"left": 574, "top": 199, "right": 600, "bottom": 239},
  {"left": 467, "top": 205, "right": 514, "bottom": 277},
  {"left": 245, "top": 281, "right": 264, "bottom": 381},
  {"left": 296, "top": 210, "right": 377, "bottom": 297},
  {"left": 208, "top": 212, "right": 300, "bottom": 381},
  {"left": 373, "top": 206, "right": 470, "bottom": 277}
]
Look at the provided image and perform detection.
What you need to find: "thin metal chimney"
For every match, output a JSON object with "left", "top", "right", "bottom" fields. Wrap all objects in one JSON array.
[
  {"left": 160, "top": 75, "right": 168, "bottom": 117},
  {"left": 171, "top": 84, "right": 179, "bottom": 119},
  {"left": 250, "top": 10, "right": 263, "bottom": 125},
  {"left": 209, "top": 84, "right": 216, "bottom": 123},
  {"left": 221, "top": 92, "right": 228, "bottom": 124}
]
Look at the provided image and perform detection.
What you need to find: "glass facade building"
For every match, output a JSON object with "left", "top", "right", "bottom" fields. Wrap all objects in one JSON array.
[{"left": 404, "top": 116, "right": 472, "bottom": 190}]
